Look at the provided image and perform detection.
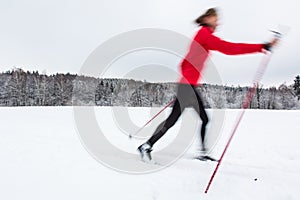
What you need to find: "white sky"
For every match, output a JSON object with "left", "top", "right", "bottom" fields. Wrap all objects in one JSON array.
[{"left": 0, "top": 0, "right": 299, "bottom": 87}]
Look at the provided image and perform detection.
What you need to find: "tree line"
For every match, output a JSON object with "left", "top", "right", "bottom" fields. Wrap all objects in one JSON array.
[{"left": 0, "top": 68, "right": 299, "bottom": 109}]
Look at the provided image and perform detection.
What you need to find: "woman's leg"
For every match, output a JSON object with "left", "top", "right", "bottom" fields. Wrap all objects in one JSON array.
[
  {"left": 147, "top": 98, "right": 183, "bottom": 147},
  {"left": 192, "top": 87, "right": 209, "bottom": 148}
]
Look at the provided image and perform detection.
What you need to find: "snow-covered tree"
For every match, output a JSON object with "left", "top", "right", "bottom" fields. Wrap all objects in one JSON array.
[{"left": 294, "top": 75, "right": 300, "bottom": 101}]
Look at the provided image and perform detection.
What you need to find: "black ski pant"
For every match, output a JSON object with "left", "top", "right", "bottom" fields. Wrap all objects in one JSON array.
[{"left": 147, "top": 84, "right": 209, "bottom": 147}]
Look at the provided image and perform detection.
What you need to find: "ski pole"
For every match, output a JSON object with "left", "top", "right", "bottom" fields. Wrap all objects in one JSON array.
[
  {"left": 204, "top": 31, "right": 282, "bottom": 193},
  {"left": 129, "top": 99, "right": 176, "bottom": 139}
]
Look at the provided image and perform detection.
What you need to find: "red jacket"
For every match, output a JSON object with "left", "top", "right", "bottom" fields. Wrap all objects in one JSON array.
[{"left": 179, "top": 26, "right": 264, "bottom": 85}]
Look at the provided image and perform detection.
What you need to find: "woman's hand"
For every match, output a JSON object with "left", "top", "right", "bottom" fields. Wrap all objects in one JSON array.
[{"left": 264, "top": 38, "right": 279, "bottom": 51}]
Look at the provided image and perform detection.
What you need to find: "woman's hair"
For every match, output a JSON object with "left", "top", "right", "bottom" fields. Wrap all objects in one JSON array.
[{"left": 195, "top": 8, "right": 218, "bottom": 26}]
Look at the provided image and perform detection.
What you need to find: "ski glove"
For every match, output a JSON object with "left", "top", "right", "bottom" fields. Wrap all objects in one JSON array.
[{"left": 263, "top": 43, "right": 272, "bottom": 52}]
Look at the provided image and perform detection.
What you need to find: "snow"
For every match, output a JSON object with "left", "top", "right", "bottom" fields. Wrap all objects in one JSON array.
[{"left": 0, "top": 107, "right": 299, "bottom": 199}]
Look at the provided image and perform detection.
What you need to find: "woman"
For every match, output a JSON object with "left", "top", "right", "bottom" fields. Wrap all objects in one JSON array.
[{"left": 138, "top": 8, "right": 277, "bottom": 162}]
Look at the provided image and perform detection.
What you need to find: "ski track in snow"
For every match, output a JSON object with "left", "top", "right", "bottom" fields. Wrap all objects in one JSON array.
[{"left": 0, "top": 107, "right": 299, "bottom": 200}]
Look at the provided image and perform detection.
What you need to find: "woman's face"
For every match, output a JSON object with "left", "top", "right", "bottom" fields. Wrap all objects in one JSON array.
[{"left": 205, "top": 15, "right": 218, "bottom": 31}]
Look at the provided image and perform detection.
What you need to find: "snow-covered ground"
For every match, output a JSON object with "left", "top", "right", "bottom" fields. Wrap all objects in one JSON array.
[{"left": 0, "top": 107, "right": 299, "bottom": 200}]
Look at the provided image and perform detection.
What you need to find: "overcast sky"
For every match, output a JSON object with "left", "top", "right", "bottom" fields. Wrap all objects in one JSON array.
[{"left": 0, "top": 0, "right": 299, "bottom": 86}]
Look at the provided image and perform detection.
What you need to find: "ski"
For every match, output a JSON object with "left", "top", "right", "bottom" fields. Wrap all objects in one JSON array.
[
  {"left": 139, "top": 159, "right": 161, "bottom": 166},
  {"left": 194, "top": 155, "right": 219, "bottom": 162}
]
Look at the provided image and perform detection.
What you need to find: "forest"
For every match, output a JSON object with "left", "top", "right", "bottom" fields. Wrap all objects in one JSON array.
[{"left": 0, "top": 68, "right": 299, "bottom": 109}]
